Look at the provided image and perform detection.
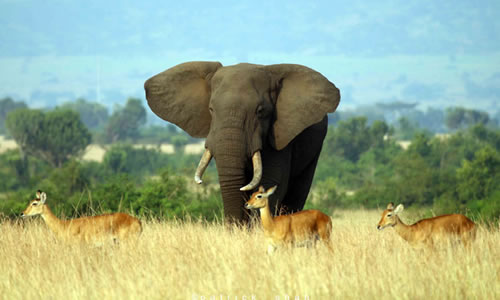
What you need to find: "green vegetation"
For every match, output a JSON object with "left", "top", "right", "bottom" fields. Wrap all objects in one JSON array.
[
  {"left": 138, "top": 124, "right": 199, "bottom": 146},
  {"left": 314, "top": 119, "right": 500, "bottom": 223},
  {"left": 0, "top": 98, "right": 217, "bottom": 220},
  {"left": 101, "top": 98, "right": 146, "bottom": 143},
  {"left": 0, "top": 97, "right": 499, "bottom": 223},
  {"left": 445, "top": 106, "right": 491, "bottom": 131},
  {"left": 6, "top": 108, "right": 91, "bottom": 168},
  {"left": 59, "top": 98, "right": 109, "bottom": 130},
  {"left": 0, "top": 97, "right": 27, "bottom": 135},
  {"left": 0, "top": 153, "right": 220, "bottom": 221}
]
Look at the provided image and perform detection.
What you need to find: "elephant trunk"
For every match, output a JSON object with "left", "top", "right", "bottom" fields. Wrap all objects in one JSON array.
[
  {"left": 216, "top": 156, "right": 248, "bottom": 223},
  {"left": 212, "top": 129, "right": 252, "bottom": 223}
]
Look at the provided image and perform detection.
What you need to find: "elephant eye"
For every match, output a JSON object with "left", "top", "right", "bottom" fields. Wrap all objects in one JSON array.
[{"left": 256, "top": 105, "right": 269, "bottom": 119}]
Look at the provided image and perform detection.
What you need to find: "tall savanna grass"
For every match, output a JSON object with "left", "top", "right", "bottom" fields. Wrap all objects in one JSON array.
[{"left": 1, "top": 210, "right": 498, "bottom": 299}]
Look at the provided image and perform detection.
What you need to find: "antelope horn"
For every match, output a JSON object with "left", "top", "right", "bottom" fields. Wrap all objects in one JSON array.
[
  {"left": 194, "top": 148, "right": 212, "bottom": 184},
  {"left": 240, "top": 151, "right": 263, "bottom": 191}
]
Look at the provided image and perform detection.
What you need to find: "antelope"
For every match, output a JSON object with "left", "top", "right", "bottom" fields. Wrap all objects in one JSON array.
[
  {"left": 377, "top": 202, "right": 476, "bottom": 247},
  {"left": 245, "top": 186, "right": 332, "bottom": 253},
  {"left": 21, "top": 190, "right": 142, "bottom": 244}
]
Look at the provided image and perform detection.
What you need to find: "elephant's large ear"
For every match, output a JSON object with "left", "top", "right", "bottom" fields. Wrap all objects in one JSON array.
[
  {"left": 265, "top": 64, "right": 340, "bottom": 150},
  {"left": 144, "top": 61, "right": 222, "bottom": 137}
]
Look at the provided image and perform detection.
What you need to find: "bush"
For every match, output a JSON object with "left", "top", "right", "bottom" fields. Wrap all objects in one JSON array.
[
  {"left": 102, "top": 144, "right": 169, "bottom": 178},
  {"left": 133, "top": 170, "right": 222, "bottom": 221},
  {"left": 0, "top": 190, "right": 32, "bottom": 218},
  {"left": 100, "top": 143, "right": 205, "bottom": 179},
  {"left": 0, "top": 150, "right": 51, "bottom": 192},
  {"left": 349, "top": 183, "right": 389, "bottom": 209},
  {"left": 35, "top": 160, "right": 92, "bottom": 217},
  {"left": 306, "top": 177, "right": 344, "bottom": 213},
  {"left": 474, "top": 190, "right": 500, "bottom": 222},
  {"left": 88, "top": 174, "right": 140, "bottom": 215},
  {"left": 456, "top": 146, "right": 500, "bottom": 202}
]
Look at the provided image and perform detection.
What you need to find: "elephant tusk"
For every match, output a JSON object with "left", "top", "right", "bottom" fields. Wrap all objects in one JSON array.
[
  {"left": 240, "top": 151, "right": 263, "bottom": 191},
  {"left": 194, "top": 148, "right": 212, "bottom": 184}
]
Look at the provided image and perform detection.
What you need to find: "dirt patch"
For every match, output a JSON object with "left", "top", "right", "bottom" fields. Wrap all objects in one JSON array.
[
  {"left": 132, "top": 144, "right": 175, "bottom": 154},
  {"left": 1, "top": 135, "right": 201, "bottom": 161},
  {"left": 81, "top": 145, "right": 107, "bottom": 162},
  {"left": 0, "top": 136, "right": 18, "bottom": 153},
  {"left": 184, "top": 142, "right": 205, "bottom": 155}
]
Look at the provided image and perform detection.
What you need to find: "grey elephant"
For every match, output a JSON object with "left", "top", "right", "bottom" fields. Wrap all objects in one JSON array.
[{"left": 144, "top": 62, "right": 340, "bottom": 223}]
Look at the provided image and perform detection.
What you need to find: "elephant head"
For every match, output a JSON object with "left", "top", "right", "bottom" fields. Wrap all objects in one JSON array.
[{"left": 144, "top": 61, "right": 340, "bottom": 222}]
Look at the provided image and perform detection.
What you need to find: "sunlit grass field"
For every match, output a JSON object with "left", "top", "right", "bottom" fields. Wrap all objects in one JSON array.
[{"left": 1, "top": 210, "right": 498, "bottom": 299}]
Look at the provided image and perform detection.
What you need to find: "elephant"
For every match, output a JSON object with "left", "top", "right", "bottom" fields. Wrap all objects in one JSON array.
[{"left": 144, "top": 61, "right": 340, "bottom": 223}]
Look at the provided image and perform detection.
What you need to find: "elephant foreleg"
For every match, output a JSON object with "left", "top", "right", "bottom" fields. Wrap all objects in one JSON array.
[
  {"left": 283, "top": 116, "right": 327, "bottom": 213},
  {"left": 283, "top": 148, "right": 322, "bottom": 213},
  {"left": 260, "top": 147, "right": 291, "bottom": 215}
]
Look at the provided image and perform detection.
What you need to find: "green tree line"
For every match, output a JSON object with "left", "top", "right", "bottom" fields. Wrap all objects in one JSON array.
[
  {"left": 0, "top": 97, "right": 217, "bottom": 220},
  {"left": 312, "top": 116, "right": 500, "bottom": 222},
  {"left": 1, "top": 96, "right": 499, "bottom": 223}
]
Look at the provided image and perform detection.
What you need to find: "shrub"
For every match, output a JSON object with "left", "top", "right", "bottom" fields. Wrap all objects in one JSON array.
[{"left": 133, "top": 170, "right": 222, "bottom": 221}]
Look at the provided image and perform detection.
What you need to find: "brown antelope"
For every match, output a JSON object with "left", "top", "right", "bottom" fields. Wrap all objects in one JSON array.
[
  {"left": 377, "top": 202, "right": 476, "bottom": 247},
  {"left": 245, "top": 186, "right": 332, "bottom": 253},
  {"left": 21, "top": 190, "right": 142, "bottom": 244}
]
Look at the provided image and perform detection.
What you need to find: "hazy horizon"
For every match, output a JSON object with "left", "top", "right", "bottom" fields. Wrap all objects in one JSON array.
[{"left": 1, "top": 1, "right": 499, "bottom": 115}]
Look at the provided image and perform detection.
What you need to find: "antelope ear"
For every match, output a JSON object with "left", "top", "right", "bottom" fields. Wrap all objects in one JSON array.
[
  {"left": 387, "top": 202, "right": 394, "bottom": 210},
  {"left": 144, "top": 61, "right": 222, "bottom": 137},
  {"left": 266, "top": 186, "right": 278, "bottom": 196},
  {"left": 36, "top": 190, "right": 42, "bottom": 199},
  {"left": 265, "top": 64, "right": 340, "bottom": 150},
  {"left": 40, "top": 192, "right": 47, "bottom": 204},
  {"left": 394, "top": 204, "right": 404, "bottom": 214},
  {"left": 258, "top": 186, "right": 265, "bottom": 192}
]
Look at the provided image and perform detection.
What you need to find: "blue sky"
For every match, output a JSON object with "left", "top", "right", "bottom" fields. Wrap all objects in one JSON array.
[{"left": 1, "top": 0, "right": 499, "bottom": 114}]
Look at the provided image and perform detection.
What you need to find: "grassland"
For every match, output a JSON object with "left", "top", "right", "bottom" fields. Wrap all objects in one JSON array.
[{"left": 0, "top": 210, "right": 498, "bottom": 300}]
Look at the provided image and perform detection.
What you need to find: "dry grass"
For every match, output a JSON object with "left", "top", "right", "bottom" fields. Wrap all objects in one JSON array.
[{"left": 1, "top": 210, "right": 498, "bottom": 300}]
